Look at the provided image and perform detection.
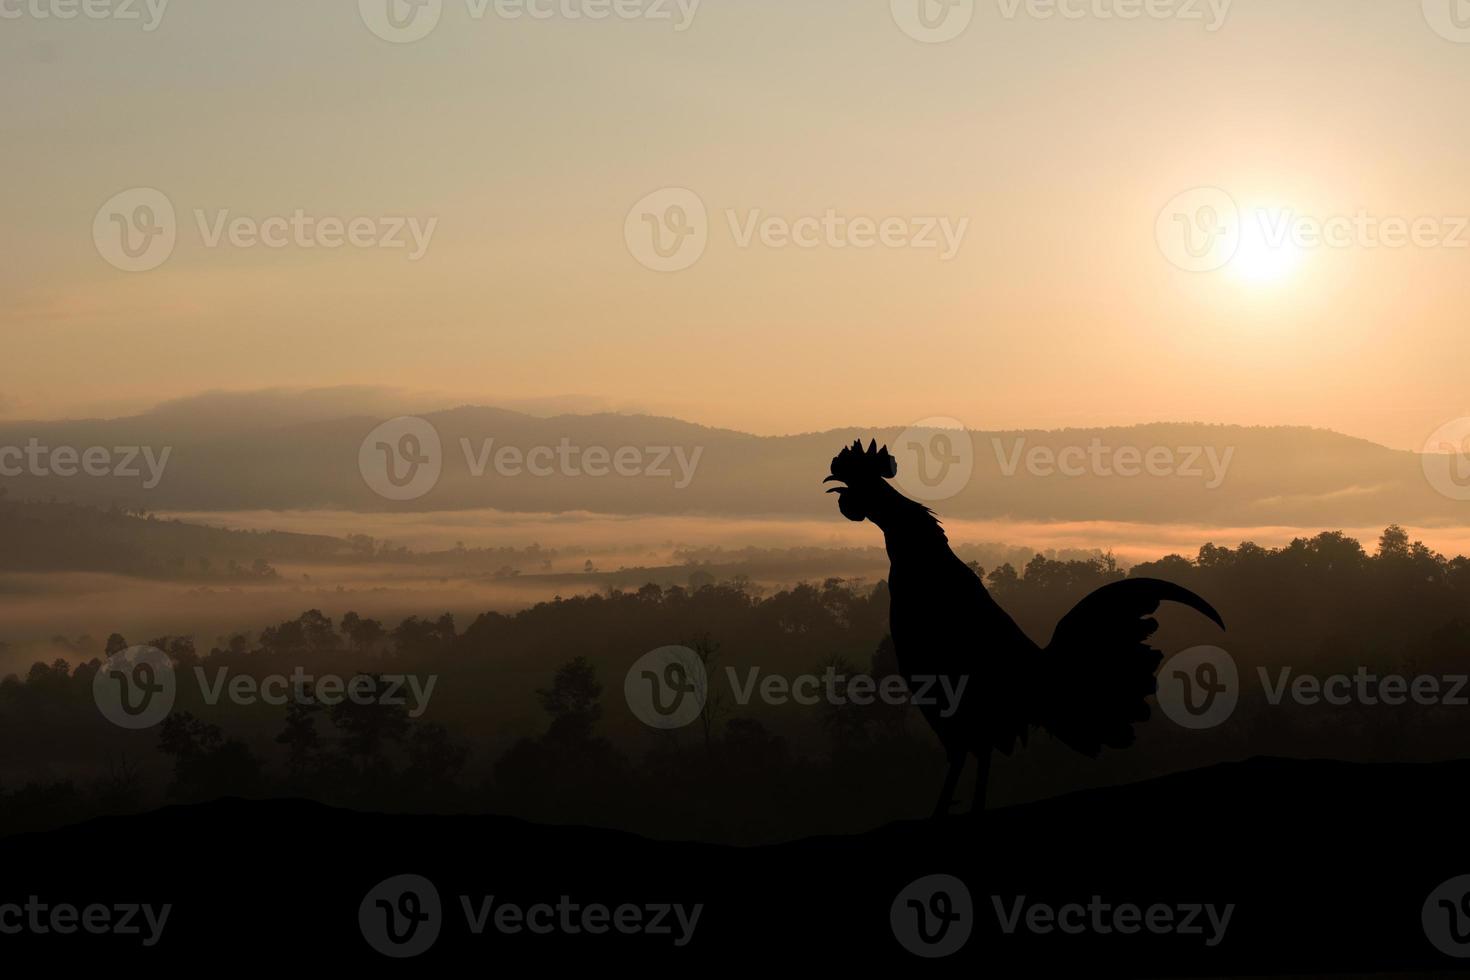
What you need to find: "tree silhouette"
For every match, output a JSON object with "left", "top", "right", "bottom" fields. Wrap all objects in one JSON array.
[
  {"left": 328, "top": 675, "right": 411, "bottom": 779},
  {"left": 158, "top": 712, "right": 262, "bottom": 801}
]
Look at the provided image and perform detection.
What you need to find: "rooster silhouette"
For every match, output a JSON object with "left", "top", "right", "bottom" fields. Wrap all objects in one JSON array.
[{"left": 825, "top": 439, "right": 1225, "bottom": 817}]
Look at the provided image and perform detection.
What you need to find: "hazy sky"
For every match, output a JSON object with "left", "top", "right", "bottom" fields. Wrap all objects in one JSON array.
[{"left": 4, "top": 0, "right": 1469, "bottom": 449}]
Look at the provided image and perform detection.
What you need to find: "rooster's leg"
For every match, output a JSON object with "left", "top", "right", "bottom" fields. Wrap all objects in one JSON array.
[
  {"left": 970, "top": 749, "right": 991, "bottom": 816},
  {"left": 931, "top": 749, "right": 965, "bottom": 819}
]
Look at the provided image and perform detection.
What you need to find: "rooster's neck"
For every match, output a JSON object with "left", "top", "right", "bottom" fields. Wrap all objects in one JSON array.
[{"left": 867, "top": 483, "right": 952, "bottom": 563}]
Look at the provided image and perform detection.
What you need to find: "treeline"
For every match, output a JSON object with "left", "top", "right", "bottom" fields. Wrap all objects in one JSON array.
[
  {"left": 0, "top": 497, "right": 559, "bottom": 579},
  {"left": 0, "top": 496, "right": 333, "bottom": 578},
  {"left": 2, "top": 526, "right": 1468, "bottom": 843}
]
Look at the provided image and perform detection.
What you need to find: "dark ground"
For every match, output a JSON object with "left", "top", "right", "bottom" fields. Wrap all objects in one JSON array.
[{"left": 2, "top": 756, "right": 1467, "bottom": 974}]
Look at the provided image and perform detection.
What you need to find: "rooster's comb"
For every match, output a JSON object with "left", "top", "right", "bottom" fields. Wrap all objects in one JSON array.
[{"left": 829, "top": 439, "right": 898, "bottom": 483}]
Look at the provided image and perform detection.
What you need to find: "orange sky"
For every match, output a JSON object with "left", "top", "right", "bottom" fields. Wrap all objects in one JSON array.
[{"left": 4, "top": 0, "right": 1470, "bottom": 450}]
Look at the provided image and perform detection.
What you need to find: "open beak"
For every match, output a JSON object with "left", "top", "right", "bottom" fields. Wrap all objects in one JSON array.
[{"left": 823, "top": 475, "right": 844, "bottom": 493}]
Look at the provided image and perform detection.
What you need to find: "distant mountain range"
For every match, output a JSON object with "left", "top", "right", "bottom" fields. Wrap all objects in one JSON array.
[{"left": 0, "top": 391, "right": 1461, "bottom": 526}]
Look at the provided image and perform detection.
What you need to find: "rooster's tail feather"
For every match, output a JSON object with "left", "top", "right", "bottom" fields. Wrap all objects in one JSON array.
[{"left": 1035, "top": 578, "right": 1224, "bottom": 757}]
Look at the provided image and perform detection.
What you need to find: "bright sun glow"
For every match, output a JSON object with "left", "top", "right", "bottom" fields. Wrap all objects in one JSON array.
[{"left": 1230, "top": 207, "right": 1305, "bottom": 284}]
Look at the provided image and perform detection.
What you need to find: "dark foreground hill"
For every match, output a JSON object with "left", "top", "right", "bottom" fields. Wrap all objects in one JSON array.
[{"left": 2, "top": 757, "right": 1466, "bottom": 974}]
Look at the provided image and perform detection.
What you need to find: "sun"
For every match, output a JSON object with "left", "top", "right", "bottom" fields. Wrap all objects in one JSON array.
[{"left": 1229, "top": 207, "right": 1305, "bottom": 284}]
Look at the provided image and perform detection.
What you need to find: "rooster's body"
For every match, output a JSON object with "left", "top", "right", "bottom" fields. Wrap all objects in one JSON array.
[{"left": 825, "top": 439, "right": 1224, "bottom": 816}]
